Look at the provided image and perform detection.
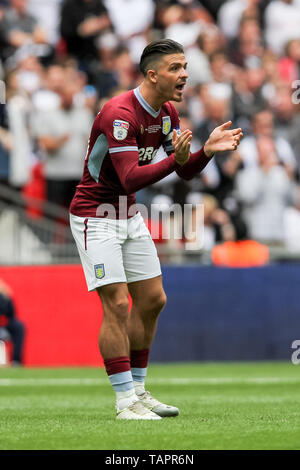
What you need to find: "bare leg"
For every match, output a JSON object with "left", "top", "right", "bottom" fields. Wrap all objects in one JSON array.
[
  {"left": 96, "top": 282, "right": 130, "bottom": 359},
  {"left": 126, "top": 276, "right": 179, "bottom": 416},
  {"left": 97, "top": 282, "right": 152, "bottom": 414},
  {"left": 127, "top": 275, "right": 167, "bottom": 350}
]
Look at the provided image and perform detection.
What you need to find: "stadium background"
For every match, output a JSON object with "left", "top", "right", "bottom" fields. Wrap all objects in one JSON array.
[{"left": 0, "top": 0, "right": 300, "bottom": 367}]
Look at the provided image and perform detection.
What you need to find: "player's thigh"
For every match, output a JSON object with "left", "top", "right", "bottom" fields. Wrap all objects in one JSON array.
[{"left": 70, "top": 214, "right": 127, "bottom": 292}]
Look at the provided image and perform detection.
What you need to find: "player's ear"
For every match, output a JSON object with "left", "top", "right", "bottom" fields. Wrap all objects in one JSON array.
[{"left": 147, "top": 69, "right": 158, "bottom": 84}]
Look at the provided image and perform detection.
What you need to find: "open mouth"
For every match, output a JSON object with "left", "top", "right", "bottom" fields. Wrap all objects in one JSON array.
[{"left": 175, "top": 84, "right": 185, "bottom": 91}]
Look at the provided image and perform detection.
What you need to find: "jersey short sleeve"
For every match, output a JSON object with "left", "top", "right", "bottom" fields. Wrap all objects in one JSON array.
[{"left": 162, "top": 102, "right": 181, "bottom": 155}]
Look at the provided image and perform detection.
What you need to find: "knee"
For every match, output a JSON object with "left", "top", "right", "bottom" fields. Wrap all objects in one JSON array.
[
  {"left": 156, "top": 290, "right": 167, "bottom": 312},
  {"left": 144, "top": 289, "right": 167, "bottom": 315},
  {"left": 107, "top": 296, "right": 130, "bottom": 322},
  {"left": 99, "top": 284, "right": 130, "bottom": 323}
]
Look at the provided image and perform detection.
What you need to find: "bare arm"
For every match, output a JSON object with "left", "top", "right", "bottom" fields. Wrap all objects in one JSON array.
[
  {"left": 39, "top": 135, "right": 70, "bottom": 153},
  {"left": 0, "top": 126, "right": 13, "bottom": 151},
  {"left": 77, "top": 15, "right": 110, "bottom": 37}
]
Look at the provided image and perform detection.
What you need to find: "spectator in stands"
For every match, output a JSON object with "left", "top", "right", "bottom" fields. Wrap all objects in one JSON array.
[
  {"left": 199, "top": 0, "right": 229, "bottom": 21},
  {"left": 0, "top": 103, "right": 12, "bottom": 186},
  {"left": 196, "top": 83, "right": 232, "bottom": 145},
  {"left": 237, "top": 109, "right": 297, "bottom": 176},
  {"left": 0, "top": 278, "right": 25, "bottom": 366},
  {"left": 5, "top": 68, "right": 33, "bottom": 188},
  {"left": 209, "top": 50, "right": 233, "bottom": 84},
  {"left": 26, "top": 0, "right": 63, "bottom": 46},
  {"left": 212, "top": 218, "right": 270, "bottom": 267},
  {"left": 283, "top": 186, "right": 300, "bottom": 251},
  {"left": 32, "top": 64, "right": 65, "bottom": 112},
  {"left": 178, "top": 114, "right": 221, "bottom": 198},
  {"left": 195, "top": 83, "right": 237, "bottom": 206},
  {"left": 260, "top": 50, "right": 281, "bottom": 107},
  {"left": 183, "top": 33, "right": 212, "bottom": 86},
  {"left": 273, "top": 83, "right": 300, "bottom": 169},
  {"left": 33, "top": 80, "right": 93, "bottom": 208},
  {"left": 264, "top": 0, "right": 300, "bottom": 56},
  {"left": 2, "top": 0, "right": 48, "bottom": 61},
  {"left": 231, "top": 58, "right": 266, "bottom": 133},
  {"left": 12, "top": 51, "right": 44, "bottom": 96},
  {"left": 60, "top": 0, "right": 110, "bottom": 71},
  {"left": 228, "top": 17, "right": 263, "bottom": 68},
  {"left": 278, "top": 38, "right": 300, "bottom": 83},
  {"left": 88, "top": 32, "right": 119, "bottom": 98},
  {"left": 218, "top": 0, "right": 261, "bottom": 40},
  {"left": 236, "top": 136, "right": 297, "bottom": 244},
  {"left": 0, "top": 1, "right": 9, "bottom": 62},
  {"left": 162, "top": 3, "right": 213, "bottom": 50},
  {"left": 185, "top": 192, "right": 235, "bottom": 251},
  {"left": 103, "top": 0, "right": 155, "bottom": 64},
  {"left": 91, "top": 45, "right": 138, "bottom": 98}
]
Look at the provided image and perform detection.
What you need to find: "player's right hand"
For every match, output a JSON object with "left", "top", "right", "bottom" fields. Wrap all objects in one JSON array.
[{"left": 172, "top": 129, "right": 192, "bottom": 166}]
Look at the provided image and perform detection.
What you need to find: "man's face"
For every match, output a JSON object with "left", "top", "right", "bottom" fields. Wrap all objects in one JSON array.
[
  {"left": 12, "top": 0, "right": 27, "bottom": 14},
  {"left": 253, "top": 111, "right": 273, "bottom": 137},
  {"left": 207, "top": 97, "right": 229, "bottom": 123},
  {"left": 153, "top": 53, "right": 188, "bottom": 102}
]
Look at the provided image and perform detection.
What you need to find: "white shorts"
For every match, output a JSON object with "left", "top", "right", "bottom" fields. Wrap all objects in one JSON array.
[{"left": 70, "top": 212, "right": 162, "bottom": 291}]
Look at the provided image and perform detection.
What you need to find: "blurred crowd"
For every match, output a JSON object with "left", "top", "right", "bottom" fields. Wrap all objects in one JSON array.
[{"left": 1, "top": 0, "right": 300, "bottom": 261}]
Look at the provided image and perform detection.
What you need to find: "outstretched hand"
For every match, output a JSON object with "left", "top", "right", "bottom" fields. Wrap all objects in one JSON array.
[{"left": 204, "top": 121, "right": 243, "bottom": 158}]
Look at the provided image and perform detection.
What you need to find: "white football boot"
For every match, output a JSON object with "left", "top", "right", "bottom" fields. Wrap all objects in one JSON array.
[
  {"left": 137, "top": 391, "right": 179, "bottom": 417},
  {"left": 116, "top": 400, "right": 162, "bottom": 420}
]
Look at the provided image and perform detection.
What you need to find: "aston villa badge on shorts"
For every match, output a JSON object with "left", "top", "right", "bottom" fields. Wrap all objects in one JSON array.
[
  {"left": 94, "top": 264, "right": 105, "bottom": 279},
  {"left": 113, "top": 120, "right": 129, "bottom": 140}
]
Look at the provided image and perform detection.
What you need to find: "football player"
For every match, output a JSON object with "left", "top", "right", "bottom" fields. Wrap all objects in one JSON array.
[{"left": 70, "top": 39, "right": 242, "bottom": 419}]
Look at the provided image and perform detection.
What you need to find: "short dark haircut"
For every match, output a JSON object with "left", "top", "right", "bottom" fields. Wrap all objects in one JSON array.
[{"left": 139, "top": 39, "right": 184, "bottom": 76}]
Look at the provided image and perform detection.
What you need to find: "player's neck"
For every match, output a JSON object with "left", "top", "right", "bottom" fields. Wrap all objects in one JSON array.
[{"left": 139, "top": 82, "right": 165, "bottom": 112}]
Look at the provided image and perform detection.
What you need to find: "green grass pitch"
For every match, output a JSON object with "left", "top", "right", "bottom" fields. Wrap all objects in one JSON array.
[{"left": 0, "top": 362, "right": 299, "bottom": 450}]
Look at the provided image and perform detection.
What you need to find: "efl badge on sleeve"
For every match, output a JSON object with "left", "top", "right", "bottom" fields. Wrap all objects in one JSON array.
[
  {"left": 94, "top": 264, "right": 105, "bottom": 279},
  {"left": 113, "top": 120, "right": 129, "bottom": 140},
  {"left": 162, "top": 116, "right": 171, "bottom": 135}
]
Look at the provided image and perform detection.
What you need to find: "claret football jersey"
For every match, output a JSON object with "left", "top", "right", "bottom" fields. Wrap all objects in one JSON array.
[{"left": 70, "top": 87, "right": 180, "bottom": 219}]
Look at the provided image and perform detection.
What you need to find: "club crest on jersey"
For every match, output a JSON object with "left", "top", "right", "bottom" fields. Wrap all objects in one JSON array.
[
  {"left": 162, "top": 116, "right": 171, "bottom": 135},
  {"left": 113, "top": 120, "right": 129, "bottom": 141},
  {"left": 94, "top": 264, "right": 105, "bottom": 279}
]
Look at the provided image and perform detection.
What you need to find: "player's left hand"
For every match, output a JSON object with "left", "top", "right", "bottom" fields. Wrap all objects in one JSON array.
[
  {"left": 172, "top": 129, "right": 192, "bottom": 166},
  {"left": 204, "top": 121, "right": 243, "bottom": 158}
]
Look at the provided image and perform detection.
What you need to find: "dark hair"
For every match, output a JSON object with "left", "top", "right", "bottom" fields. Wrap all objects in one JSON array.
[{"left": 139, "top": 39, "right": 184, "bottom": 76}]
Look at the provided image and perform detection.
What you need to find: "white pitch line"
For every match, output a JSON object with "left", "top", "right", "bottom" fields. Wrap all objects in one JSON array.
[{"left": 0, "top": 377, "right": 299, "bottom": 387}]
